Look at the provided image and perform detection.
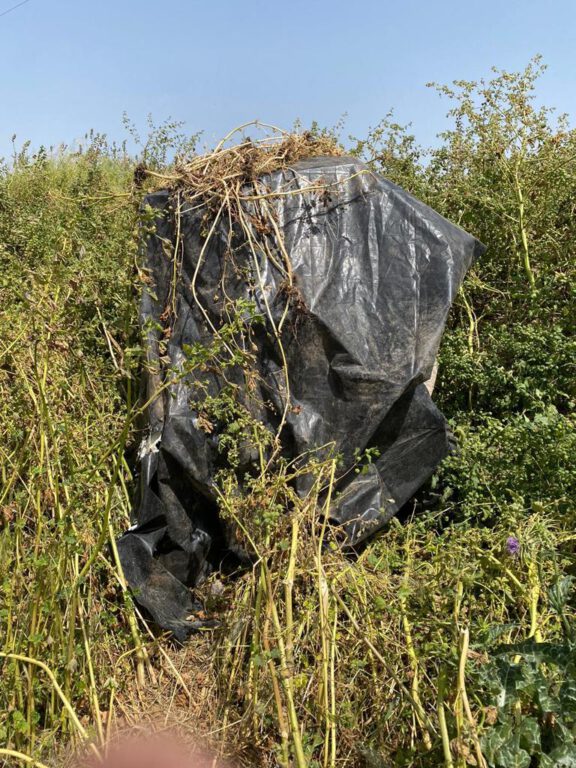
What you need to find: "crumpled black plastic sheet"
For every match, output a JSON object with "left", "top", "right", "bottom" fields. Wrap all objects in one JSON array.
[{"left": 117, "top": 156, "right": 484, "bottom": 639}]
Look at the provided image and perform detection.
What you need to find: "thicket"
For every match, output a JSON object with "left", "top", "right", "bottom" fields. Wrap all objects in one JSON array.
[{"left": 0, "top": 59, "right": 575, "bottom": 768}]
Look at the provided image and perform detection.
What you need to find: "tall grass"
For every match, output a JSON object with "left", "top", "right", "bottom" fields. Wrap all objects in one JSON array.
[{"left": 0, "top": 139, "right": 150, "bottom": 763}]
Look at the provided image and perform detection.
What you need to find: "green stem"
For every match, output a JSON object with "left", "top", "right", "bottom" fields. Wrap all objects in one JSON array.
[
  {"left": 438, "top": 668, "right": 454, "bottom": 768},
  {"left": 514, "top": 166, "right": 536, "bottom": 295}
]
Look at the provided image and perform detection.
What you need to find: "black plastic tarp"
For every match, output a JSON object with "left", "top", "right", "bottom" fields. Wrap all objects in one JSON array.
[{"left": 117, "top": 156, "right": 483, "bottom": 639}]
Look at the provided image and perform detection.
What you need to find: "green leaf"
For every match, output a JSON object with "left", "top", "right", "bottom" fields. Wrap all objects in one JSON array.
[
  {"left": 547, "top": 743, "right": 576, "bottom": 767},
  {"left": 517, "top": 716, "right": 541, "bottom": 752},
  {"left": 539, "top": 754, "right": 556, "bottom": 768},
  {"left": 549, "top": 577, "right": 574, "bottom": 615},
  {"left": 482, "top": 724, "right": 509, "bottom": 764},
  {"left": 536, "top": 676, "right": 560, "bottom": 714},
  {"left": 495, "top": 739, "right": 531, "bottom": 768},
  {"left": 560, "top": 675, "right": 576, "bottom": 715}
]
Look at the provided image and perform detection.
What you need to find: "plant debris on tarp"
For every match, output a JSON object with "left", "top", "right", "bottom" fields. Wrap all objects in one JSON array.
[{"left": 117, "top": 127, "right": 484, "bottom": 639}]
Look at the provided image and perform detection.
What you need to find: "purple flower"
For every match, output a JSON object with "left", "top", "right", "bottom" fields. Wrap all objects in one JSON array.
[{"left": 506, "top": 536, "right": 520, "bottom": 557}]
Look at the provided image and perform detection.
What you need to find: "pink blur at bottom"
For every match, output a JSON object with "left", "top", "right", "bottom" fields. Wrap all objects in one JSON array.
[{"left": 82, "top": 735, "right": 234, "bottom": 768}]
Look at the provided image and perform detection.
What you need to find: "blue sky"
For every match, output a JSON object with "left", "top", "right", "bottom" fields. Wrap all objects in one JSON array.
[{"left": 0, "top": 0, "right": 574, "bottom": 158}]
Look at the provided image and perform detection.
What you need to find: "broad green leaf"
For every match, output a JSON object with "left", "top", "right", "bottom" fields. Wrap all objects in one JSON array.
[
  {"left": 495, "top": 739, "right": 531, "bottom": 768},
  {"left": 549, "top": 577, "right": 575, "bottom": 615},
  {"left": 548, "top": 743, "right": 576, "bottom": 767},
  {"left": 517, "top": 716, "right": 541, "bottom": 752}
]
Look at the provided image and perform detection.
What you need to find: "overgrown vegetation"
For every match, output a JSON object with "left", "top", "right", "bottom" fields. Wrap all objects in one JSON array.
[{"left": 0, "top": 58, "right": 575, "bottom": 768}]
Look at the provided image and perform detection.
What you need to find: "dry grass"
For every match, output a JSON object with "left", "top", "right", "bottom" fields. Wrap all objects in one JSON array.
[{"left": 173, "top": 125, "right": 343, "bottom": 193}]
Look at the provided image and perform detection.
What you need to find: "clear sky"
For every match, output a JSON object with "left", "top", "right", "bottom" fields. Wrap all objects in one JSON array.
[{"left": 0, "top": 0, "right": 574, "bottom": 158}]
